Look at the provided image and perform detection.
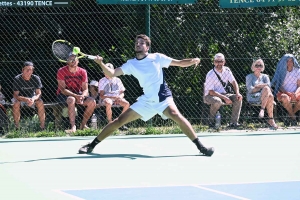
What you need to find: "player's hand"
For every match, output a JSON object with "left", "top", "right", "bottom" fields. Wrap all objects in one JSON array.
[
  {"left": 192, "top": 58, "right": 200, "bottom": 69},
  {"left": 94, "top": 55, "right": 104, "bottom": 65}
]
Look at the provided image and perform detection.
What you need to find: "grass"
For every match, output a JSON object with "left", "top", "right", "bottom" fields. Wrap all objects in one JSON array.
[{"left": 1, "top": 118, "right": 291, "bottom": 139}]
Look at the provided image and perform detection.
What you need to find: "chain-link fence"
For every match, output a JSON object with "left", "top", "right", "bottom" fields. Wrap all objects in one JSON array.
[{"left": 1, "top": 0, "right": 300, "bottom": 133}]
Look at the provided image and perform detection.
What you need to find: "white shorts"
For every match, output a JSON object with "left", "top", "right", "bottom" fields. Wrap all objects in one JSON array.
[{"left": 130, "top": 97, "right": 175, "bottom": 121}]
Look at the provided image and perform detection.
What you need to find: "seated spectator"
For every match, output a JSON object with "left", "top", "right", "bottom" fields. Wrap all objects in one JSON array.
[
  {"left": 88, "top": 80, "right": 103, "bottom": 121},
  {"left": 98, "top": 63, "right": 130, "bottom": 130},
  {"left": 0, "top": 84, "right": 5, "bottom": 105},
  {"left": 246, "top": 59, "right": 278, "bottom": 129},
  {"left": 203, "top": 53, "right": 243, "bottom": 128},
  {"left": 89, "top": 80, "right": 100, "bottom": 103},
  {"left": 271, "top": 54, "right": 300, "bottom": 126},
  {"left": 57, "top": 53, "right": 96, "bottom": 134},
  {"left": 0, "top": 84, "right": 8, "bottom": 135},
  {"left": 12, "top": 61, "right": 45, "bottom": 130}
]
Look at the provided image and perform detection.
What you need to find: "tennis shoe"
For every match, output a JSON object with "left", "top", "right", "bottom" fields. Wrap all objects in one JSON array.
[
  {"left": 200, "top": 146, "right": 214, "bottom": 157},
  {"left": 78, "top": 143, "right": 94, "bottom": 154}
]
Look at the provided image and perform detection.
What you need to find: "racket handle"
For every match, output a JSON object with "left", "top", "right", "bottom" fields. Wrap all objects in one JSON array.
[{"left": 87, "top": 55, "right": 96, "bottom": 59}]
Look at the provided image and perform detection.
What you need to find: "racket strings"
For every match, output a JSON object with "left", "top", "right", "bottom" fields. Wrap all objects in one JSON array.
[{"left": 52, "top": 42, "right": 73, "bottom": 61}]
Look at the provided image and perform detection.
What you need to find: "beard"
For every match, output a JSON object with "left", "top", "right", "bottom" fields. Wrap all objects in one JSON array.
[{"left": 135, "top": 49, "right": 143, "bottom": 54}]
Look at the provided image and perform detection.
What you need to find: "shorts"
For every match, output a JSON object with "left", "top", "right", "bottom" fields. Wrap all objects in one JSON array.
[
  {"left": 57, "top": 94, "right": 88, "bottom": 103},
  {"left": 11, "top": 98, "right": 35, "bottom": 108},
  {"left": 130, "top": 97, "right": 175, "bottom": 121},
  {"left": 99, "top": 98, "right": 122, "bottom": 107}
]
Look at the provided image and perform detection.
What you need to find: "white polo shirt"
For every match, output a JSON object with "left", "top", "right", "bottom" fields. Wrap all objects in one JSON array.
[
  {"left": 282, "top": 68, "right": 300, "bottom": 92},
  {"left": 121, "top": 53, "right": 172, "bottom": 103},
  {"left": 204, "top": 66, "right": 236, "bottom": 96}
]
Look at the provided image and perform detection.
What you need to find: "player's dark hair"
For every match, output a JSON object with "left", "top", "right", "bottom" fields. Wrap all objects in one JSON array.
[{"left": 136, "top": 34, "right": 151, "bottom": 47}]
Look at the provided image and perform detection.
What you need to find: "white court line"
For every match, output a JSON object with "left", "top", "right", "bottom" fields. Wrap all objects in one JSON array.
[
  {"left": 55, "top": 179, "right": 300, "bottom": 191},
  {"left": 54, "top": 189, "right": 85, "bottom": 200},
  {"left": 192, "top": 185, "right": 250, "bottom": 200},
  {"left": 198, "top": 179, "right": 300, "bottom": 186}
]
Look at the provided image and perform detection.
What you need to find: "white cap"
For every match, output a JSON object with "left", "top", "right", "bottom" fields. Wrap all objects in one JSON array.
[
  {"left": 89, "top": 80, "right": 98, "bottom": 87},
  {"left": 106, "top": 63, "right": 114, "bottom": 69}
]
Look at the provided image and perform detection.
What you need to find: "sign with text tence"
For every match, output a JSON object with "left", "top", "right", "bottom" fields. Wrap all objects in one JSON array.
[
  {"left": 219, "top": 0, "right": 300, "bottom": 8},
  {"left": 96, "top": 0, "right": 196, "bottom": 4}
]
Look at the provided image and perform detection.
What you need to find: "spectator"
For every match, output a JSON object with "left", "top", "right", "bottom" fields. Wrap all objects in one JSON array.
[
  {"left": 0, "top": 84, "right": 8, "bottom": 135},
  {"left": 203, "top": 53, "right": 243, "bottom": 128},
  {"left": 246, "top": 59, "right": 278, "bottom": 129},
  {"left": 88, "top": 80, "right": 103, "bottom": 122},
  {"left": 98, "top": 63, "right": 130, "bottom": 130},
  {"left": 0, "top": 84, "right": 5, "bottom": 105},
  {"left": 89, "top": 80, "right": 100, "bottom": 102},
  {"left": 57, "top": 53, "right": 96, "bottom": 134},
  {"left": 271, "top": 54, "right": 300, "bottom": 126},
  {"left": 12, "top": 61, "right": 45, "bottom": 130}
]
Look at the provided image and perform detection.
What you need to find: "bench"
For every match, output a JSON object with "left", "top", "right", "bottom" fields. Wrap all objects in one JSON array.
[
  {"left": 3, "top": 102, "right": 68, "bottom": 130},
  {"left": 2, "top": 101, "right": 123, "bottom": 130}
]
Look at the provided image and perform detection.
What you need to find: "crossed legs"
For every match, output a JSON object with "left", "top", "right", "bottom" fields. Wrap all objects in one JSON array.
[{"left": 259, "top": 86, "right": 277, "bottom": 127}]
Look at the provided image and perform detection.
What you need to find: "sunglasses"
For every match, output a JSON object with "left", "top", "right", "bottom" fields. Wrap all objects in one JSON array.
[
  {"left": 255, "top": 64, "right": 263, "bottom": 68},
  {"left": 214, "top": 60, "right": 224, "bottom": 63}
]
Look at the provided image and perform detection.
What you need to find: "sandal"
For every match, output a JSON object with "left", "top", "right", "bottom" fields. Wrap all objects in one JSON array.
[
  {"left": 267, "top": 118, "right": 278, "bottom": 130},
  {"left": 258, "top": 108, "right": 265, "bottom": 118}
]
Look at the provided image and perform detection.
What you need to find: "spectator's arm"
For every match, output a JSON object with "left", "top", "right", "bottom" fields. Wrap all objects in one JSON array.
[
  {"left": 118, "top": 91, "right": 125, "bottom": 99},
  {"left": 57, "top": 80, "right": 78, "bottom": 97},
  {"left": 99, "top": 90, "right": 106, "bottom": 100},
  {"left": 208, "top": 90, "right": 227, "bottom": 101},
  {"left": 32, "top": 88, "right": 42, "bottom": 101},
  {"left": 232, "top": 80, "right": 243, "bottom": 101},
  {"left": 295, "top": 79, "right": 300, "bottom": 94},
  {"left": 81, "top": 82, "right": 89, "bottom": 97},
  {"left": 232, "top": 80, "right": 240, "bottom": 94},
  {"left": 13, "top": 91, "right": 29, "bottom": 103}
]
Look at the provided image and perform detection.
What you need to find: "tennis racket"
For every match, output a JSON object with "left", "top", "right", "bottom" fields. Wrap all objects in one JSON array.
[{"left": 52, "top": 39, "right": 96, "bottom": 63}]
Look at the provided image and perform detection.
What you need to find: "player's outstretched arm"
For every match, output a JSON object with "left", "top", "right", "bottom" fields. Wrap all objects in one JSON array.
[
  {"left": 170, "top": 58, "right": 200, "bottom": 68},
  {"left": 94, "top": 55, "right": 124, "bottom": 77}
]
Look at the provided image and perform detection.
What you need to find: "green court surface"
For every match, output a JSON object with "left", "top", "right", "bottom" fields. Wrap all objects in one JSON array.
[{"left": 0, "top": 130, "right": 300, "bottom": 200}]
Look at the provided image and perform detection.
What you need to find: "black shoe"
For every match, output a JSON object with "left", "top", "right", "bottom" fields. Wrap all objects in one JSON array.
[
  {"left": 200, "top": 147, "right": 215, "bottom": 157},
  {"left": 78, "top": 143, "right": 94, "bottom": 154},
  {"left": 119, "top": 125, "right": 129, "bottom": 131}
]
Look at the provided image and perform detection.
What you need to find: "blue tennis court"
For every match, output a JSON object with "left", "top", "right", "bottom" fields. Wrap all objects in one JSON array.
[
  {"left": 1, "top": 130, "right": 300, "bottom": 200},
  {"left": 62, "top": 181, "right": 300, "bottom": 200}
]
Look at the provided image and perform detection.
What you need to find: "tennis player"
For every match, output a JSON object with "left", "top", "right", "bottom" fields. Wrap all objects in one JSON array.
[{"left": 79, "top": 34, "right": 214, "bottom": 156}]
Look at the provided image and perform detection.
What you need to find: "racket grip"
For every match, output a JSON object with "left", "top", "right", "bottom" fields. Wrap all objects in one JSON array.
[{"left": 87, "top": 55, "right": 96, "bottom": 59}]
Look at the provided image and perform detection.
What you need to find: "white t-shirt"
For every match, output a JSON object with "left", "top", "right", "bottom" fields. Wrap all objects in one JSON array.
[
  {"left": 282, "top": 68, "right": 300, "bottom": 92},
  {"left": 204, "top": 66, "right": 236, "bottom": 96},
  {"left": 98, "top": 77, "right": 125, "bottom": 97},
  {"left": 121, "top": 53, "right": 172, "bottom": 103}
]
